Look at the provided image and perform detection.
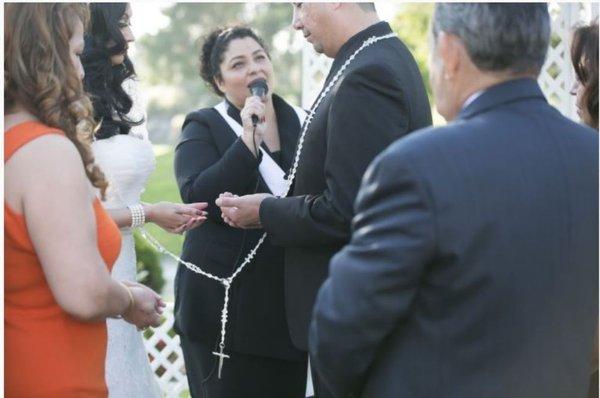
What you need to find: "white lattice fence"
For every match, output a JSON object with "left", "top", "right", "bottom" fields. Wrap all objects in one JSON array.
[
  {"left": 540, "top": 2, "right": 598, "bottom": 120},
  {"left": 301, "top": 2, "right": 597, "bottom": 120},
  {"left": 301, "top": 44, "right": 333, "bottom": 109},
  {"left": 144, "top": 302, "right": 188, "bottom": 397}
]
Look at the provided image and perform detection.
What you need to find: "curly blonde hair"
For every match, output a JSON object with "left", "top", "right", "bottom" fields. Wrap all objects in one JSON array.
[{"left": 4, "top": 3, "right": 108, "bottom": 198}]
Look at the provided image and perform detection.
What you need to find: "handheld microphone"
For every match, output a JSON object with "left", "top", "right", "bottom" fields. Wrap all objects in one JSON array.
[{"left": 247, "top": 78, "right": 268, "bottom": 127}]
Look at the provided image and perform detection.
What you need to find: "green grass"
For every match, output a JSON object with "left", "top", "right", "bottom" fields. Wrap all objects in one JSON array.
[{"left": 141, "top": 145, "right": 185, "bottom": 255}]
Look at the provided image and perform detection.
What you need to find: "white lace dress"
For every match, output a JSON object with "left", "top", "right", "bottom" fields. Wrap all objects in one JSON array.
[{"left": 92, "top": 78, "right": 162, "bottom": 398}]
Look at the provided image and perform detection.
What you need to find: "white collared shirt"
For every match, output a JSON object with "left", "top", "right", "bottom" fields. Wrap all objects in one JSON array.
[{"left": 462, "top": 90, "right": 484, "bottom": 111}]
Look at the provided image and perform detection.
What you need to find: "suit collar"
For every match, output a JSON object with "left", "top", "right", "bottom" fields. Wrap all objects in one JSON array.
[
  {"left": 327, "top": 21, "right": 392, "bottom": 83},
  {"left": 457, "top": 77, "right": 546, "bottom": 120}
]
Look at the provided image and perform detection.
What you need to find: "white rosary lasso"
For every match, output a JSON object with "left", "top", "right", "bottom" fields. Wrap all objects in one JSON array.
[{"left": 140, "top": 33, "right": 396, "bottom": 378}]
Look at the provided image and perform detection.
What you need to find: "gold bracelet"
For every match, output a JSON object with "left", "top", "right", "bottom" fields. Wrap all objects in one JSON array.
[{"left": 119, "top": 281, "right": 134, "bottom": 315}]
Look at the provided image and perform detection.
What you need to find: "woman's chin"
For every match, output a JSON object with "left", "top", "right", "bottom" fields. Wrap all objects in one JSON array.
[{"left": 110, "top": 54, "right": 126, "bottom": 66}]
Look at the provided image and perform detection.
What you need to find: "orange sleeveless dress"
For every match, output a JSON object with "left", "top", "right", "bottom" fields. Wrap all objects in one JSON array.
[{"left": 5, "top": 121, "right": 122, "bottom": 397}]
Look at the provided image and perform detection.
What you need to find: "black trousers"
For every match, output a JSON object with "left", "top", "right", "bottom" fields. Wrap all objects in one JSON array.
[
  {"left": 588, "top": 369, "right": 598, "bottom": 398},
  {"left": 180, "top": 335, "right": 307, "bottom": 398}
]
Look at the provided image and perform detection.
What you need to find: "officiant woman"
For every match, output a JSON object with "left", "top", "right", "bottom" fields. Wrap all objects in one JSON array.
[{"left": 173, "top": 26, "right": 307, "bottom": 398}]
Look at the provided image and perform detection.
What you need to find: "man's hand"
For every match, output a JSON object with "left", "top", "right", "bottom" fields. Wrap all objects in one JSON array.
[{"left": 215, "top": 192, "right": 273, "bottom": 229}]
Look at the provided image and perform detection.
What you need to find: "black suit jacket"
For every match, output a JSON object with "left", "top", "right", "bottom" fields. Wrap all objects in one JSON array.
[
  {"left": 173, "top": 95, "right": 304, "bottom": 361},
  {"left": 259, "top": 22, "right": 432, "bottom": 350},
  {"left": 309, "top": 78, "right": 599, "bottom": 397}
]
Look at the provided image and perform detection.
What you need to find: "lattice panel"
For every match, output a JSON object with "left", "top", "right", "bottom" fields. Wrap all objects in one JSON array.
[
  {"left": 539, "top": 2, "right": 597, "bottom": 120},
  {"left": 143, "top": 303, "right": 314, "bottom": 397},
  {"left": 144, "top": 302, "right": 188, "bottom": 397},
  {"left": 301, "top": 3, "right": 597, "bottom": 121},
  {"left": 302, "top": 45, "right": 333, "bottom": 108}
]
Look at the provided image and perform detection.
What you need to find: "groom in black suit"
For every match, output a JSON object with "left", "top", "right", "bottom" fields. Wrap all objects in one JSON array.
[
  {"left": 216, "top": 3, "right": 431, "bottom": 396},
  {"left": 309, "top": 4, "right": 598, "bottom": 398}
]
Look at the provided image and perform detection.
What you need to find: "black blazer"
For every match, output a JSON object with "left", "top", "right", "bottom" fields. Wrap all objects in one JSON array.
[
  {"left": 260, "top": 21, "right": 432, "bottom": 350},
  {"left": 173, "top": 94, "right": 304, "bottom": 361},
  {"left": 309, "top": 78, "right": 599, "bottom": 397}
]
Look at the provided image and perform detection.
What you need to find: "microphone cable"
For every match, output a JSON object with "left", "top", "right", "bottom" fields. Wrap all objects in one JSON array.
[{"left": 252, "top": 119, "right": 259, "bottom": 158}]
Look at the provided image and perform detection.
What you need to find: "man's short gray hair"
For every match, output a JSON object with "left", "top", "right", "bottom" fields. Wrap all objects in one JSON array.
[{"left": 432, "top": 3, "right": 551, "bottom": 75}]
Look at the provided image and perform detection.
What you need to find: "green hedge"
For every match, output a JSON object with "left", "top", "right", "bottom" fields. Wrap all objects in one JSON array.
[{"left": 134, "top": 230, "right": 166, "bottom": 294}]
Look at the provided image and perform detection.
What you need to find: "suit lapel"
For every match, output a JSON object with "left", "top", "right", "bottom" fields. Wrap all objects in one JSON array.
[{"left": 209, "top": 108, "right": 240, "bottom": 155}]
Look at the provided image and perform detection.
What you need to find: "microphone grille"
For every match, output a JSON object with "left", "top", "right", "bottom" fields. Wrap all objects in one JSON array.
[{"left": 248, "top": 78, "right": 268, "bottom": 91}]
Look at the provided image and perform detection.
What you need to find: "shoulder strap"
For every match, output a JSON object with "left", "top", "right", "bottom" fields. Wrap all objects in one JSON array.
[
  {"left": 4, "top": 121, "right": 63, "bottom": 163},
  {"left": 214, "top": 101, "right": 245, "bottom": 137},
  {"left": 214, "top": 101, "right": 289, "bottom": 197}
]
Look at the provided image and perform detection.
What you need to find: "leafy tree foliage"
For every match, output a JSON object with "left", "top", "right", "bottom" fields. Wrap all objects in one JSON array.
[{"left": 390, "top": 3, "right": 434, "bottom": 99}]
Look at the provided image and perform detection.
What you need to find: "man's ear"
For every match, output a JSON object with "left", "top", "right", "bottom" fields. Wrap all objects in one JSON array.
[{"left": 438, "top": 32, "right": 463, "bottom": 80}]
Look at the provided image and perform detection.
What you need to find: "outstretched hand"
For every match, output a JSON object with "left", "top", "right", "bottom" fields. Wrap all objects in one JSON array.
[
  {"left": 146, "top": 202, "right": 208, "bottom": 234},
  {"left": 215, "top": 192, "right": 272, "bottom": 229}
]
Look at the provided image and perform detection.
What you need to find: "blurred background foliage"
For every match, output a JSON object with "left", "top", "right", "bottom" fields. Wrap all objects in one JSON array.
[
  {"left": 137, "top": 3, "right": 302, "bottom": 144},
  {"left": 134, "top": 230, "right": 166, "bottom": 293},
  {"left": 135, "top": 3, "right": 434, "bottom": 144},
  {"left": 391, "top": 3, "right": 434, "bottom": 100}
]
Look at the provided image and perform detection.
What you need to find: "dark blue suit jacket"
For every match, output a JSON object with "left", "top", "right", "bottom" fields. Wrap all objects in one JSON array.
[{"left": 309, "top": 78, "right": 598, "bottom": 398}]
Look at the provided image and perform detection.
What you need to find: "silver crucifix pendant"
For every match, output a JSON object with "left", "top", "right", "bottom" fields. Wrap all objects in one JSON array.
[{"left": 212, "top": 348, "right": 230, "bottom": 379}]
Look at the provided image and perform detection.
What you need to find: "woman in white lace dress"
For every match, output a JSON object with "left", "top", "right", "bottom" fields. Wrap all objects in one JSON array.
[{"left": 83, "top": 3, "right": 207, "bottom": 397}]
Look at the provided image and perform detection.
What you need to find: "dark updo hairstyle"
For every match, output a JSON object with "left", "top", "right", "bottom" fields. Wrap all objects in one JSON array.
[
  {"left": 199, "top": 26, "right": 270, "bottom": 96},
  {"left": 82, "top": 2, "right": 141, "bottom": 139},
  {"left": 571, "top": 19, "right": 598, "bottom": 130}
]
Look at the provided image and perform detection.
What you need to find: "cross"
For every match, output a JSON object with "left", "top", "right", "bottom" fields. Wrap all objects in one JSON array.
[{"left": 212, "top": 347, "right": 230, "bottom": 379}]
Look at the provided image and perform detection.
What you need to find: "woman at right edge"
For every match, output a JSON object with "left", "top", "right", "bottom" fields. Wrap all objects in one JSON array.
[
  {"left": 174, "top": 26, "right": 307, "bottom": 398},
  {"left": 569, "top": 18, "right": 599, "bottom": 398}
]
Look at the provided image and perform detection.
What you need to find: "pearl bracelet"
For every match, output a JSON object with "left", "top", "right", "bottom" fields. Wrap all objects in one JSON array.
[{"left": 128, "top": 203, "right": 145, "bottom": 228}]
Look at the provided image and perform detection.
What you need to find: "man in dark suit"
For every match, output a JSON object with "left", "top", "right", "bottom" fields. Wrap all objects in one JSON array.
[
  {"left": 216, "top": 3, "right": 431, "bottom": 395},
  {"left": 309, "top": 4, "right": 598, "bottom": 398}
]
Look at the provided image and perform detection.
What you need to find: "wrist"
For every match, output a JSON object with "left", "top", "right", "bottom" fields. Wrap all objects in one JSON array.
[
  {"left": 119, "top": 281, "right": 135, "bottom": 317},
  {"left": 127, "top": 203, "right": 146, "bottom": 228},
  {"left": 141, "top": 203, "right": 154, "bottom": 224}
]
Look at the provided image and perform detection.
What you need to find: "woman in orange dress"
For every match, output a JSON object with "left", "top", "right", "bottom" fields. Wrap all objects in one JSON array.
[{"left": 4, "top": 4, "right": 164, "bottom": 397}]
